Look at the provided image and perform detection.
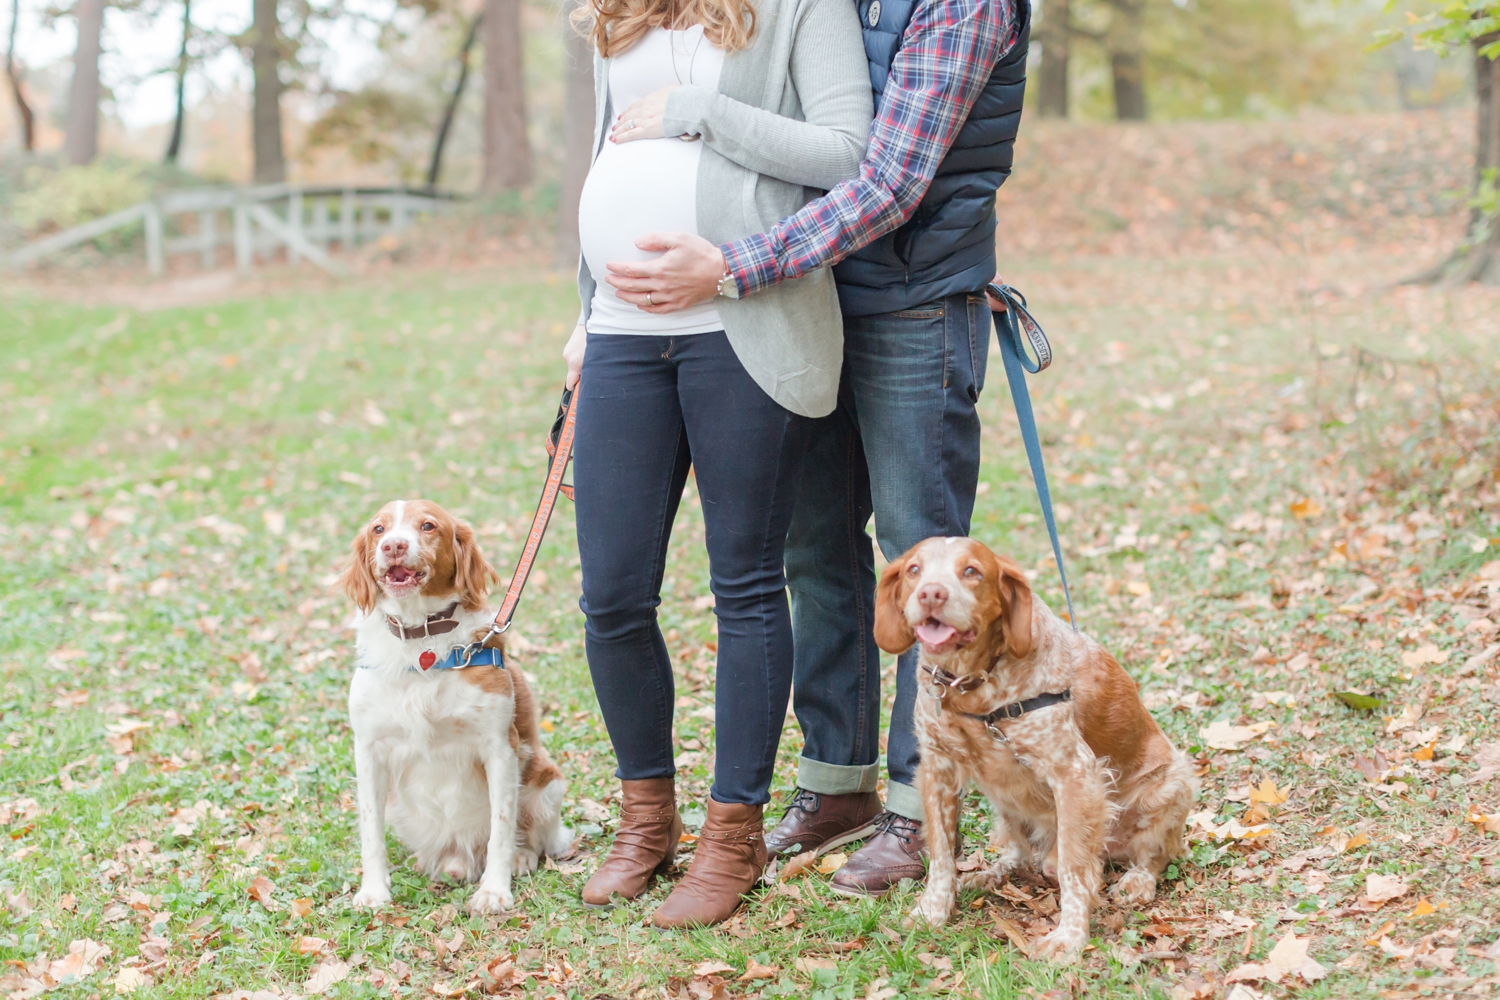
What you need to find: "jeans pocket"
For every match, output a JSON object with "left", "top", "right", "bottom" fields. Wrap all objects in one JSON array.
[{"left": 966, "top": 294, "right": 991, "bottom": 402}]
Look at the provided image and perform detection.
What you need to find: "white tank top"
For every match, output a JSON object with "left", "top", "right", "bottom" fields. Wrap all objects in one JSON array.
[{"left": 578, "top": 26, "right": 725, "bottom": 335}]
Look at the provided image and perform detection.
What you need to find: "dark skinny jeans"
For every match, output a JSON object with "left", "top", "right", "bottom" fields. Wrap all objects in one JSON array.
[{"left": 573, "top": 331, "right": 808, "bottom": 805}]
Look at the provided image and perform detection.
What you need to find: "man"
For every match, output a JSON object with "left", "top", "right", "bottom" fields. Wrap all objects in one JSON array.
[{"left": 605, "top": 0, "right": 1028, "bottom": 896}]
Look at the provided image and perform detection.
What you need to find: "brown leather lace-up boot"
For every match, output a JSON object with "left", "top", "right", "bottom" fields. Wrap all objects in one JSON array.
[
  {"left": 650, "top": 800, "right": 765, "bottom": 929},
  {"left": 764, "top": 789, "right": 883, "bottom": 858},
  {"left": 581, "top": 778, "right": 683, "bottom": 908}
]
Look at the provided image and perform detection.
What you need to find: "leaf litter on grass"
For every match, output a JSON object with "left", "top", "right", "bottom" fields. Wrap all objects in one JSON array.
[{"left": 2, "top": 115, "right": 1500, "bottom": 999}]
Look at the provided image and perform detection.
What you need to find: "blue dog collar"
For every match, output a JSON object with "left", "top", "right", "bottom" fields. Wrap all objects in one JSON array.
[
  {"left": 426, "top": 645, "right": 505, "bottom": 672},
  {"left": 359, "top": 645, "right": 506, "bottom": 674}
]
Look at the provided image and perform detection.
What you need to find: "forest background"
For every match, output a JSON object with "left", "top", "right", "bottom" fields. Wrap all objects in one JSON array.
[{"left": 0, "top": 0, "right": 1487, "bottom": 252}]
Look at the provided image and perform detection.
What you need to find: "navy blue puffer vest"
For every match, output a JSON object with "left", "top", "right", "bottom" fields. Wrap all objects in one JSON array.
[{"left": 833, "top": 0, "right": 1030, "bottom": 316}]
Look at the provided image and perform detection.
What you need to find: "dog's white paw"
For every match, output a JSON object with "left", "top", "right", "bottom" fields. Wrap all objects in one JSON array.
[
  {"left": 352, "top": 881, "right": 392, "bottom": 909},
  {"left": 1111, "top": 868, "right": 1157, "bottom": 905},
  {"left": 467, "top": 883, "right": 514, "bottom": 914},
  {"left": 514, "top": 848, "right": 540, "bottom": 876},
  {"left": 911, "top": 892, "right": 954, "bottom": 927},
  {"left": 1034, "top": 926, "right": 1086, "bottom": 962}
]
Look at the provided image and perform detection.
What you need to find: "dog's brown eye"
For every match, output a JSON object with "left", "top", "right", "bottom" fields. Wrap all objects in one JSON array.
[
  {"left": 906, "top": 563, "right": 920, "bottom": 576},
  {"left": 963, "top": 566, "right": 981, "bottom": 578},
  {"left": 422, "top": 522, "right": 436, "bottom": 532},
  {"left": 372, "top": 524, "right": 384, "bottom": 535}
]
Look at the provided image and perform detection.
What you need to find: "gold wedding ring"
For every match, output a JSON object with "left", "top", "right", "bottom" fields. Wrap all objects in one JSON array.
[{"left": 646, "top": 291, "right": 654, "bottom": 305}]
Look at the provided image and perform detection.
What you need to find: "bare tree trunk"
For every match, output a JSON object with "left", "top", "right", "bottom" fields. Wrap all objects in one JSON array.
[
  {"left": 1471, "top": 39, "right": 1499, "bottom": 282},
  {"left": 1403, "top": 36, "right": 1499, "bottom": 285},
  {"left": 251, "top": 0, "right": 284, "bottom": 184},
  {"left": 164, "top": 0, "right": 190, "bottom": 164},
  {"left": 64, "top": 0, "right": 105, "bottom": 165},
  {"left": 1036, "top": 0, "right": 1069, "bottom": 118},
  {"left": 555, "top": 0, "right": 593, "bottom": 265},
  {"left": 427, "top": 13, "right": 481, "bottom": 190},
  {"left": 5, "top": 0, "right": 34, "bottom": 150},
  {"left": 481, "top": 0, "right": 531, "bottom": 194},
  {"left": 1105, "top": 0, "right": 1146, "bottom": 121},
  {"left": 1474, "top": 38, "right": 1498, "bottom": 227}
]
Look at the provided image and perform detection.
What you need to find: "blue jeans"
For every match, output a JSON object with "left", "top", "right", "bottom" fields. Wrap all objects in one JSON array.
[
  {"left": 784, "top": 292, "right": 990, "bottom": 820},
  {"left": 574, "top": 331, "right": 809, "bottom": 805}
]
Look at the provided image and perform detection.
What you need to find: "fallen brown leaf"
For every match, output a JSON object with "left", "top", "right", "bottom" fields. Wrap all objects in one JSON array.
[
  {"left": 1363, "top": 873, "right": 1410, "bottom": 904},
  {"left": 779, "top": 850, "right": 817, "bottom": 880},
  {"left": 693, "top": 961, "right": 733, "bottom": 977},
  {"left": 991, "top": 914, "right": 1033, "bottom": 957},
  {"left": 247, "top": 876, "right": 275, "bottom": 909},
  {"left": 815, "top": 852, "right": 847, "bottom": 874},
  {"left": 296, "top": 937, "right": 328, "bottom": 956},
  {"left": 738, "top": 960, "right": 779, "bottom": 982}
]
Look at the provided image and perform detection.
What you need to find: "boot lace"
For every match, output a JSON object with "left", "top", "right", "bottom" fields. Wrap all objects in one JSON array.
[
  {"left": 785, "top": 788, "right": 820, "bottom": 816},
  {"left": 872, "top": 811, "right": 921, "bottom": 845}
]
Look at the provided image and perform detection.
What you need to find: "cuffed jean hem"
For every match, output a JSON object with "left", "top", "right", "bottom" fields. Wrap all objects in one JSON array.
[
  {"left": 795, "top": 755, "right": 880, "bottom": 796},
  {"left": 884, "top": 780, "right": 924, "bottom": 822}
]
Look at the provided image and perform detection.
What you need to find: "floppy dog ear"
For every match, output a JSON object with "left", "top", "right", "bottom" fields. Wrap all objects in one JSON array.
[
  {"left": 872, "top": 552, "right": 917, "bottom": 655},
  {"left": 340, "top": 526, "right": 380, "bottom": 614},
  {"left": 997, "top": 558, "right": 1034, "bottom": 660},
  {"left": 453, "top": 520, "right": 499, "bottom": 612}
]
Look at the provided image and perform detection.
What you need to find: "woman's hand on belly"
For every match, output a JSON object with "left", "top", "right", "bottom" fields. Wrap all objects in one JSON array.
[{"left": 611, "top": 86, "right": 680, "bottom": 143}]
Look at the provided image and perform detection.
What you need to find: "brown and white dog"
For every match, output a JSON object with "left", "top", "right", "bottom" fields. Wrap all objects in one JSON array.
[
  {"left": 340, "top": 500, "right": 572, "bottom": 914},
  {"left": 875, "top": 537, "right": 1196, "bottom": 959}
]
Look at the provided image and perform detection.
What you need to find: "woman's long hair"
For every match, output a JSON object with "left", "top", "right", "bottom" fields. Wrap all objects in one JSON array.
[{"left": 573, "top": 0, "right": 756, "bottom": 58}]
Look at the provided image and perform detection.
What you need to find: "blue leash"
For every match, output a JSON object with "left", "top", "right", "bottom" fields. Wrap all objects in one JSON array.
[{"left": 986, "top": 282, "right": 1078, "bottom": 632}]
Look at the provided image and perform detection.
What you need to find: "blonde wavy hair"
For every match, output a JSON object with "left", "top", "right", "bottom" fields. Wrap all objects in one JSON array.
[{"left": 573, "top": 0, "right": 756, "bottom": 58}]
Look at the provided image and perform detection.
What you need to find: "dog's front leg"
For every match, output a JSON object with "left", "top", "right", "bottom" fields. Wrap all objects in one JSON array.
[
  {"left": 959, "top": 802, "right": 1025, "bottom": 893},
  {"left": 1035, "top": 763, "right": 1106, "bottom": 960},
  {"left": 468, "top": 744, "right": 520, "bottom": 914},
  {"left": 352, "top": 736, "right": 393, "bottom": 908},
  {"left": 912, "top": 755, "right": 963, "bottom": 926}
]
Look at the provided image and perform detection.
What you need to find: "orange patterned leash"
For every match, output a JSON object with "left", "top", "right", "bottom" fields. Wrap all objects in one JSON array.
[{"left": 455, "top": 386, "right": 578, "bottom": 665}]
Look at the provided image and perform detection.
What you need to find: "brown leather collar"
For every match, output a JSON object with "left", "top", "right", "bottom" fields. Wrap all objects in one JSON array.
[
  {"left": 920, "top": 662, "right": 992, "bottom": 694},
  {"left": 386, "top": 601, "right": 461, "bottom": 640}
]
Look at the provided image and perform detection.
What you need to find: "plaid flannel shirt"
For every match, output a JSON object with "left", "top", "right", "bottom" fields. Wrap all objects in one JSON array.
[{"left": 721, "top": 0, "right": 1020, "bottom": 296}]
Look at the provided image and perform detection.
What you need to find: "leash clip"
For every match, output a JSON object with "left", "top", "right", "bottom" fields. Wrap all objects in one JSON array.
[{"left": 454, "top": 622, "right": 507, "bottom": 668}]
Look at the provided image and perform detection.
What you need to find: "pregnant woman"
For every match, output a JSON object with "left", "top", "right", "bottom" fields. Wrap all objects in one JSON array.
[{"left": 565, "top": 0, "right": 872, "bottom": 927}]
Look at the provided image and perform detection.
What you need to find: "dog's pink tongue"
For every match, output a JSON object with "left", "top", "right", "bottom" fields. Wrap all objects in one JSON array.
[{"left": 915, "top": 621, "right": 957, "bottom": 646}]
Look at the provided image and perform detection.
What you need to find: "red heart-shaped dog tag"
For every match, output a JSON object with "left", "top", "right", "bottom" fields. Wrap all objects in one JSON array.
[{"left": 419, "top": 651, "right": 437, "bottom": 670}]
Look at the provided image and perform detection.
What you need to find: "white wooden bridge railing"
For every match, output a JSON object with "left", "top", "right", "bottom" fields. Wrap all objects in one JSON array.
[{"left": 3, "top": 184, "right": 456, "bottom": 278}]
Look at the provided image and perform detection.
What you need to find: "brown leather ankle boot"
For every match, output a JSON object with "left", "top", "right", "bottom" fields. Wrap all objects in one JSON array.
[
  {"left": 581, "top": 778, "right": 683, "bottom": 908},
  {"left": 651, "top": 799, "right": 766, "bottom": 929}
]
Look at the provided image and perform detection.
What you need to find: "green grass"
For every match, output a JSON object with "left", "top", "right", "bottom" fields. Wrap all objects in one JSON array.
[{"left": 1, "top": 249, "right": 1498, "bottom": 1000}]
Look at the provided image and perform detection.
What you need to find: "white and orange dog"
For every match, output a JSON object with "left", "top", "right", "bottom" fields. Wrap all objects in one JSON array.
[
  {"left": 875, "top": 537, "right": 1196, "bottom": 959},
  {"left": 341, "top": 500, "right": 572, "bottom": 913}
]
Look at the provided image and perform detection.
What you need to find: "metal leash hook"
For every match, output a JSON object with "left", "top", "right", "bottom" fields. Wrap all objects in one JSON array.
[{"left": 453, "top": 623, "right": 506, "bottom": 669}]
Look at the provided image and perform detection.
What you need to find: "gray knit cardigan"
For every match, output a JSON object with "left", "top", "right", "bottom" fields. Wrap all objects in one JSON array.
[{"left": 575, "top": 0, "right": 873, "bottom": 417}]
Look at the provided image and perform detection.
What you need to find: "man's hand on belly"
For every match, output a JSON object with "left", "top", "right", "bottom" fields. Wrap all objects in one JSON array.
[{"left": 606, "top": 233, "right": 726, "bottom": 314}]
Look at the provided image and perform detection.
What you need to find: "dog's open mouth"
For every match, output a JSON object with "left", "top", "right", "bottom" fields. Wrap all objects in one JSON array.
[
  {"left": 914, "top": 617, "right": 976, "bottom": 649},
  {"left": 382, "top": 565, "right": 427, "bottom": 590}
]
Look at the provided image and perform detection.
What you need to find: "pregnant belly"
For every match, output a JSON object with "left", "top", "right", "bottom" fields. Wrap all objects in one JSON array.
[{"left": 578, "top": 138, "right": 702, "bottom": 284}]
